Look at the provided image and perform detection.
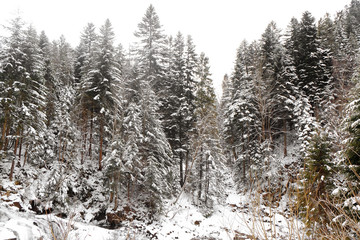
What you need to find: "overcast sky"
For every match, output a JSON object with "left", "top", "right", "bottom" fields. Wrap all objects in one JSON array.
[{"left": 0, "top": 0, "right": 350, "bottom": 97}]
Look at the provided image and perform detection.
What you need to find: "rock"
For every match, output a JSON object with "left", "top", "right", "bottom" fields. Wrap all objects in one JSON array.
[
  {"left": 106, "top": 212, "right": 122, "bottom": 228},
  {"left": 10, "top": 202, "right": 23, "bottom": 211},
  {"left": 56, "top": 213, "right": 67, "bottom": 218},
  {"left": 194, "top": 220, "right": 201, "bottom": 226}
]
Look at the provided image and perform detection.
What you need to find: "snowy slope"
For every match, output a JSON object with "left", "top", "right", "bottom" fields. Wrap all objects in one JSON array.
[{"left": 0, "top": 164, "right": 303, "bottom": 240}]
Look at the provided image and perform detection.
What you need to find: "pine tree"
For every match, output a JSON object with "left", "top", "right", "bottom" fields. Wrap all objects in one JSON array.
[
  {"left": 299, "top": 131, "right": 334, "bottom": 236},
  {"left": 134, "top": 4, "right": 166, "bottom": 94},
  {"left": 223, "top": 40, "right": 261, "bottom": 185},
  {"left": 75, "top": 23, "right": 98, "bottom": 164},
  {"left": 191, "top": 53, "right": 224, "bottom": 207},
  {"left": 259, "top": 21, "right": 283, "bottom": 143},
  {"left": 345, "top": 81, "right": 360, "bottom": 183},
  {"left": 297, "top": 11, "right": 320, "bottom": 108},
  {"left": 94, "top": 19, "right": 122, "bottom": 171},
  {"left": 219, "top": 74, "right": 234, "bottom": 164},
  {"left": 161, "top": 32, "right": 188, "bottom": 187},
  {"left": 129, "top": 7, "right": 174, "bottom": 214},
  {"left": 318, "top": 13, "right": 337, "bottom": 55},
  {"left": 260, "top": 21, "right": 297, "bottom": 156},
  {"left": 0, "top": 17, "right": 48, "bottom": 179}
]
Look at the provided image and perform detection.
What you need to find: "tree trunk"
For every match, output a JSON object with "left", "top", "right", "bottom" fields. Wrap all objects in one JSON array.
[
  {"left": 99, "top": 121, "right": 103, "bottom": 171},
  {"left": 198, "top": 146, "right": 203, "bottom": 201},
  {"left": 127, "top": 180, "right": 131, "bottom": 203},
  {"left": 14, "top": 128, "right": 20, "bottom": 167},
  {"left": 23, "top": 144, "right": 29, "bottom": 167},
  {"left": 89, "top": 112, "right": 93, "bottom": 160},
  {"left": 61, "top": 141, "right": 66, "bottom": 162},
  {"left": 114, "top": 194, "right": 118, "bottom": 211},
  {"left": 232, "top": 146, "right": 237, "bottom": 163},
  {"left": 243, "top": 146, "right": 246, "bottom": 183},
  {"left": 13, "top": 128, "right": 19, "bottom": 156},
  {"left": 18, "top": 135, "right": 23, "bottom": 164},
  {"left": 4, "top": 123, "right": 10, "bottom": 152},
  {"left": 81, "top": 110, "right": 87, "bottom": 165},
  {"left": 205, "top": 152, "right": 210, "bottom": 206},
  {"left": 184, "top": 150, "right": 189, "bottom": 185},
  {"left": 0, "top": 116, "right": 7, "bottom": 151},
  {"left": 180, "top": 153, "right": 184, "bottom": 187},
  {"left": 9, "top": 156, "right": 15, "bottom": 181},
  {"left": 283, "top": 119, "right": 287, "bottom": 157},
  {"left": 58, "top": 133, "right": 62, "bottom": 162},
  {"left": 110, "top": 189, "right": 114, "bottom": 203}
]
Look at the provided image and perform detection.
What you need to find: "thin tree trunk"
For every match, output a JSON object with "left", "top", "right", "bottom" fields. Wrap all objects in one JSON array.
[
  {"left": 81, "top": 110, "right": 87, "bottom": 165},
  {"left": 13, "top": 128, "right": 19, "bottom": 156},
  {"left": 0, "top": 116, "right": 7, "bottom": 151},
  {"left": 232, "top": 145, "right": 237, "bottom": 163},
  {"left": 23, "top": 144, "right": 29, "bottom": 167},
  {"left": 58, "top": 133, "right": 62, "bottom": 162},
  {"left": 61, "top": 141, "right": 66, "bottom": 163},
  {"left": 9, "top": 156, "right": 15, "bottom": 181},
  {"left": 184, "top": 150, "right": 189, "bottom": 185},
  {"left": 127, "top": 180, "right": 131, "bottom": 203},
  {"left": 110, "top": 186, "right": 114, "bottom": 203},
  {"left": 198, "top": 146, "right": 203, "bottom": 201},
  {"left": 114, "top": 194, "right": 118, "bottom": 211},
  {"left": 99, "top": 121, "right": 103, "bottom": 171},
  {"left": 283, "top": 119, "right": 287, "bottom": 157},
  {"left": 18, "top": 134, "right": 23, "bottom": 164},
  {"left": 82, "top": 130, "right": 87, "bottom": 164},
  {"left": 4, "top": 123, "right": 10, "bottom": 152},
  {"left": 243, "top": 146, "right": 246, "bottom": 183},
  {"left": 205, "top": 153, "right": 210, "bottom": 206},
  {"left": 14, "top": 128, "right": 20, "bottom": 167},
  {"left": 180, "top": 154, "right": 184, "bottom": 187},
  {"left": 89, "top": 112, "right": 93, "bottom": 160}
]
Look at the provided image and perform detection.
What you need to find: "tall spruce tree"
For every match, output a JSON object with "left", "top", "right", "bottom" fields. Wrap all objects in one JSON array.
[
  {"left": 0, "top": 17, "right": 48, "bottom": 179},
  {"left": 133, "top": 6, "right": 174, "bottom": 214},
  {"left": 75, "top": 23, "right": 98, "bottom": 164},
  {"left": 134, "top": 4, "right": 166, "bottom": 94},
  {"left": 191, "top": 53, "right": 224, "bottom": 207}
]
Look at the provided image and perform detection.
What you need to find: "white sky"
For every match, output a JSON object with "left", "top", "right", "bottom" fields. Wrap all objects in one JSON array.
[{"left": 0, "top": 0, "right": 350, "bottom": 98}]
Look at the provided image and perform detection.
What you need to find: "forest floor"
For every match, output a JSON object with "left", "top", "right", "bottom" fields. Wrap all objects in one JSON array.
[{"left": 0, "top": 165, "right": 302, "bottom": 240}]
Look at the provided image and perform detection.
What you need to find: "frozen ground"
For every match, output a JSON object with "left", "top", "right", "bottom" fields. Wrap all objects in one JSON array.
[{"left": 0, "top": 168, "right": 303, "bottom": 240}]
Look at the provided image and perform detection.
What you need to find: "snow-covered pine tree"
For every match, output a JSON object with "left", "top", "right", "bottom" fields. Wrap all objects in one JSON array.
[
  {"left": 20, "top": 25, "right": 48, "bottom": 167},
  {"left": 289, "top": 11, "right": 333, "bottom": 117},
  {"left": 139, "top": 79, "right": 173, "bottom": 216},
  {"left": 260, "top": 21, "right": 297, "bottom": 157},
  {"left": 161, "top": 32, "right": 188, "bottom": 187},
  {"left": 39, "top": 31, "right": 56, "bottom": 127},
  {"left": 94, "top": 19, "right": 122, "bottom": 171},
  {"left": 0, "top": 17, "right": 48, "bottom": 179},
  {"left": 48, "top": 35, "right": 77, "bottom": 165},
  {"left": 133, "top": 6, "right": 174, "bottom": 215},
  {"left": 134, "top": 4, "right": 166, "bottom": 94},
  {"left": 75, "top": 23, "right": 98, "bottom": 164},
  {"left": 223, "top": 40, "right": 261, "bottom": 186},
  {"left": 298, "top": 131, "right": 334, "bottom": 236},
  {"left": 190, "top": 52, "right": 224, "bottom": 208},
  {"left": 219, "top": 74, "right": 234, "bottom": 164},
  {"left": 259, "top": 21, "right": 283, "bottom": 144},
  {"left": 181, "top": 35, "right": 198, "bottom": 185},
  {"left": 318, "top": 13, "right": 337, "bottom": 55}
]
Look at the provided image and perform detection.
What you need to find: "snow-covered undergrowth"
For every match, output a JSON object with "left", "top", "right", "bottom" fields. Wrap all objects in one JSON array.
[{"left": 0, "top": 166, "right": 304, "bottom": 240}]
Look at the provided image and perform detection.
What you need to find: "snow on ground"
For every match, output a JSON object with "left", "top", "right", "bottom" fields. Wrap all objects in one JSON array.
[{"left": 0, "top": 166, "right": 303, "bottom": 240}]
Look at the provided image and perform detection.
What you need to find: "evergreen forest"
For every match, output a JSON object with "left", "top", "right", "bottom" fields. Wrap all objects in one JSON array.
[{"left": 2, "top": 1, "right": 360, "bottom": 239}]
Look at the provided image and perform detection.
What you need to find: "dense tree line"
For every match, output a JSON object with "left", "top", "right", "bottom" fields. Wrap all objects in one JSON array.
[
  {"left": 0, "top": 5, "right": 223, "bottom": 219},
  {"left": 220, "top": 0, "right": 360, "bottom": 237}
]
